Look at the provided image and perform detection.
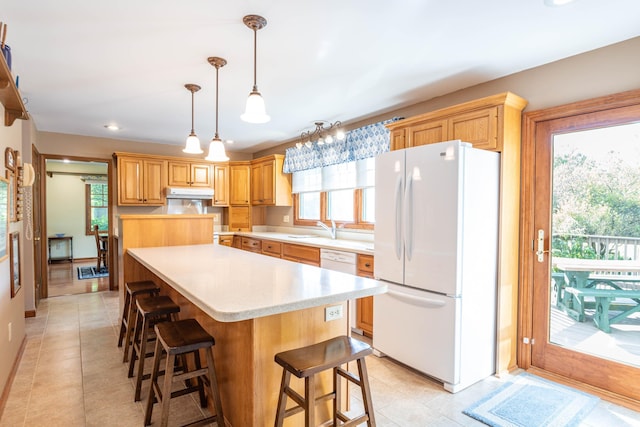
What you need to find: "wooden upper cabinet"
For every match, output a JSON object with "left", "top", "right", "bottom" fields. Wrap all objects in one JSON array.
[
  {"left": 390, "top": 129, "right": 405, "bottom": 151},
  {"left": 117, "top": 156, "right": 167, "bottom": 206},
  {"left": 449, "top": 106, "right": 499, "bottom": 151},
  {"left": 250, "top": 155, "right": 292, "bottom": 206},
  {"left": 406, "top": 119, "right": 449, "bottom": 148},
  {"left": 387, "top": 92, "right": 525, "bottom": 153},
  {"left": 168, "top": 161, "right": 212, "bottom": 187},
  {"left": 213, "top": 164, "right": 229, "bottom": 206},
  {"left": 229, "top": 162, "right": 251, "bottom": 205}
]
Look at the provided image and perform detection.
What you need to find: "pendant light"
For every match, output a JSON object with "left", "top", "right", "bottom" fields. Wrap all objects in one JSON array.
[
  {"left": 205, "top": 57, "right": 230, "bottom": 162},
  {"left": 183, "top": 83, "right": 203, "bottom": 154},
  {"left": 241, "top": 15, "right": 270, "bottom": 124}
]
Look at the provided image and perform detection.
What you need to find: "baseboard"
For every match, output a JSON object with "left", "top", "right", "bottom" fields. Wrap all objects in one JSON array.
[
  {"left": 25, "top": 310, "right": 36, "bottom": 318},
  {"left": 0, "top": 336, "right": 27, "bottom": 418}
]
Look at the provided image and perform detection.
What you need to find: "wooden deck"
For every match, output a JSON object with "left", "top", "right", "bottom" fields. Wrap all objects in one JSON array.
[{"left": 550, "top": 304, "right": 640, "bottom": 367}]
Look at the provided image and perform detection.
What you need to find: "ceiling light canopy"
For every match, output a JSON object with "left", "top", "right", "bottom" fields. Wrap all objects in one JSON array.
[
  {"left": 183, "top": 83, "right": 203, "bottom": 154},
  {"left": 205, "top": 57, "right": 230, "bottom": 162},
  {"left": 296, "top": 121, "right": 345, "bottom": 149},
  {"left": 241, "top": 15, "right": 270, "bottom": 124},
  {"left": 544, "top": 0, "right": 576, "bottom": 6}
]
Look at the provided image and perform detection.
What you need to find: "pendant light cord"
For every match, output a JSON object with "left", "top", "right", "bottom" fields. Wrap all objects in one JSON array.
[
  {"left": 215, "top": 64, "right": 220, "bottom": 139},
  {"left": 190, "top": 90, "right": 196, "bottom": 134},
  {"left": 252, "top": 28, "right": 258, "bottom": 89}
]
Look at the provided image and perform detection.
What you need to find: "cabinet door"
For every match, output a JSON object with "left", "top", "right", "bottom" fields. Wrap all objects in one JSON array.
[
  {"left": 167, "top": 161, "right": 191, "bottom": 186},
  {"left": 230, "top": 164, "right": 251, "bottom": 205},
  {"left": 213, "top": 165, "right": 229, "bottom": 206},
  {"left": 261, "top": 161, "right": 275, "bottom": 205},
  {"left": 229, "top": 205, "right": 251, "bottom": 231},
  {"left": 251, "top": 162, "right": 264, "bottom": 205},
  {"left": 143, "top": 160, "right": 166, "bottom": 205},
  {"left": 190, "top": 163, "right": 213, "bottom": 187},
  {"left": 449, "top": 106, "right": 499, "bottom": 151},
  {"left": 390, "top": 129, "right": 406, "bottom": 151},
  {"left": 407, "top": 119, "right": 448, "bottom": 147},
  {"left": 356, "top": 254, "right": 374, "bottom": 337},
  {"left": 118, "top": 158, "right": 144, "bottom": 204}
]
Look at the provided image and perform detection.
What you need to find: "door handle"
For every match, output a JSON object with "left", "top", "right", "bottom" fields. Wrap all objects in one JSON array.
[{"left": 536, "top": 229, "right": 549, "bottom": 262}]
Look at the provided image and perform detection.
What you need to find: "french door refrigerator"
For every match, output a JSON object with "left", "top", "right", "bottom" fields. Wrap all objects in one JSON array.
[{"left": 373, "top": 140, "right": 500, "bottom": 393}]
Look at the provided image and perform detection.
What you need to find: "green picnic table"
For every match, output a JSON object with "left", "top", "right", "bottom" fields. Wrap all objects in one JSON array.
[{"left": 564, "top": 287, "right": 640, "bottom": 333}]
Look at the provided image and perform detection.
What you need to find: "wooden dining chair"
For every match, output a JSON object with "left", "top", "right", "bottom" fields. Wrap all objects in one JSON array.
[{"left": 94, "top": 224, "right": 108, "bottom": 271}]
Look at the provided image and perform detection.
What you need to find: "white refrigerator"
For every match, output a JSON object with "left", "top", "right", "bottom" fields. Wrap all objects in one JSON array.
[{"left": 373, "top": 140, "right": 500, "bottom": 393}]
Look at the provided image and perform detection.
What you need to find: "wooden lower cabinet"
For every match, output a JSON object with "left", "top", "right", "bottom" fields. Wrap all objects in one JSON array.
[
  {"left": 241, "top": 237, "right": 262, "bottom": 253},
  {"left": 218, "top": 235, "right": 233, "bottom": 247},
  {"left": 232, "top": 235, "right": 242, "bottom": 249},
  {"left": 261, "top": 240, "right": 282, "bottom": 258},
  {"left": 282, "top": 243, "right": 321, "bottom": 267},
  {"left": 356, "top": 254, "right": 374, "bottom": 337}
]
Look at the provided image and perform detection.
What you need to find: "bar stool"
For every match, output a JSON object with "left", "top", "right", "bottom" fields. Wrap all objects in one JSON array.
[
  {"left": 128, "top": 295, "right": 181, "bottom": 402},
  {"left": 274, "top": 335, "right": 376, "bottom": 427},
  {"left": 118, "top": 280, "right": 160, "bottom": 363},
  {"left": 144, "top": 319, "right": 224, "bottom": 427}
]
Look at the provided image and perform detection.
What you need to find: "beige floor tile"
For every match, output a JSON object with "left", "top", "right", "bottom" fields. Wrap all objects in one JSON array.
[{"left": 2, "top": 289, "right": 639, "bottom": 427}]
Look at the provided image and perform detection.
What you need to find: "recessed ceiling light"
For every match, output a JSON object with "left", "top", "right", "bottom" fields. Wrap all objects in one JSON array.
[
  {"left": 544, "top": 0, "right": 576, "bottom": 6},
  {"left": 104, "top": 124, "right": 119, "bottom": 131}
]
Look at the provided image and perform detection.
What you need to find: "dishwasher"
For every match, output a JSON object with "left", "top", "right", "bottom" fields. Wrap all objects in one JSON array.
[{"left": 320, "top": 249, "right": 362, "bottom": 334}]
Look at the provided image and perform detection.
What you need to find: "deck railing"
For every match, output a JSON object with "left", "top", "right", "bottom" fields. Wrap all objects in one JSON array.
[{"left": 552, "top": 233, "right": 640, "bottom": 261}]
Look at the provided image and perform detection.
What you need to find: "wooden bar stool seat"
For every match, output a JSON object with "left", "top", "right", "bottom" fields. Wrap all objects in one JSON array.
[
  {"left": 144, "top": 319, "right": 225, "bottom": 427},
  {"left": 128, "top": 295, "right": 180, "bottom": 402},
  {"left": 118, "top": 280, "right": 160, "bottom": 363},
  {"left": 274, "top": 335, "right": 376, "bottom": 427}
]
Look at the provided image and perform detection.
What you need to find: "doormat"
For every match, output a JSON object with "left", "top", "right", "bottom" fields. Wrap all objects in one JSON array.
[
  {"left": 77, "top": 266, "right": 109, "bottom": 280},
  {"left": 463, "top": 373, "right": 599, "bottom": 427}
]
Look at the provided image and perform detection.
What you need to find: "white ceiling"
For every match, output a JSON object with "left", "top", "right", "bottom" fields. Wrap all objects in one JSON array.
[{"left": 3, "top": 0, "right": 640, "bottom": 154}]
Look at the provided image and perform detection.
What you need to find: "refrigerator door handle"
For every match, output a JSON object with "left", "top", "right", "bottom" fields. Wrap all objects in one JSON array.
[
  {"left": 394, "top": 175, "right": 403, "bottom": 260},
  {"left": 387, "top": 289, "right": 446, "bottom": 308},
  {"left": 404, "top": 172, "right": 414, "bottom": 260}
]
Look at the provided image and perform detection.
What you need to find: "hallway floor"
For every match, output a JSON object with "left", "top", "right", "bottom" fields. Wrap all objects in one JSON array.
[{"left": 1, "top": 291, "right": 639, "bottom": 426}]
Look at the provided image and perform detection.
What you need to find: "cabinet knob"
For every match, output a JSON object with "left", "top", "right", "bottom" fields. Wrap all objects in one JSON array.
[{"left": 365, "top": 263, "right": 371, "bottom": 267}]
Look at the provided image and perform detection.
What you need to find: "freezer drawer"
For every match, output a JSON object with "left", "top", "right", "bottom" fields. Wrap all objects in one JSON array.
[{"left": 373, "top": 283, "right": 460, "bottom": 385}]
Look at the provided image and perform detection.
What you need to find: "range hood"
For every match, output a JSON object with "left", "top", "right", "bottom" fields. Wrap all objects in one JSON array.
[{"left": 165, "top": 186, "right": 214, "bottom": 199}]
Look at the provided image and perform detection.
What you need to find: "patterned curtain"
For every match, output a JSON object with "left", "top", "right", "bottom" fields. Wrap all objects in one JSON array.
[{"left": 283, "top": 118, "right": 401, "bottom": 173}]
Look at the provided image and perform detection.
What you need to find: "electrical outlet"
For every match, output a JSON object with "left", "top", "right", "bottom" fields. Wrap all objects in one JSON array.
[
  {"left": 325, "top": 305, "right": 343, "bottom": 321},
  {"left": 8, "top": 322, "right": 11, "bottom": 342},
  {"left": 283, "top": 215, "right": 289, "bottom": 223}
]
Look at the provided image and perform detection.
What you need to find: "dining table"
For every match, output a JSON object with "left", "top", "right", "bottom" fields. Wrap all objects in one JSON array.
[{"left": 552, "top": 257, "right": 640, "bottom": 332}]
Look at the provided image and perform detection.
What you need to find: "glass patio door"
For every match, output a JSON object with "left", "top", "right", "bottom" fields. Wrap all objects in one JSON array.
[{"left": 530, "top": 107, "right": 640, "bottom": 400}]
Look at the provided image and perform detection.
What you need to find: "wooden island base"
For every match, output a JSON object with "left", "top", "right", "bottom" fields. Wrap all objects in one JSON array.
[{"left": 125, "top": 254, "right": 350, "bottom": 427}]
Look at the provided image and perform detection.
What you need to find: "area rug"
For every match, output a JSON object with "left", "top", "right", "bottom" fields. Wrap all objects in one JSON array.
[
  {"left": 77, "top": 266, "right": 109, "bottom": 280},
  {"left": 463, "top": 373, "right": 599, "bottom": 427}
]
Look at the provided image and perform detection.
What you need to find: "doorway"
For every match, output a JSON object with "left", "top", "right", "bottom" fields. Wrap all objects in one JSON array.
[
  {"left": 40, "top": 155, "right": 112, "bottom": 298},
  {"left": 520, "top": 90, "right": 640, "bottom": 403}
]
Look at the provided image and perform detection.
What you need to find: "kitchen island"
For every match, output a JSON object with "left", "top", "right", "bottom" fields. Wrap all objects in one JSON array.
[{"left": 124, "top": 243, "right": 386, "bottom": 427}]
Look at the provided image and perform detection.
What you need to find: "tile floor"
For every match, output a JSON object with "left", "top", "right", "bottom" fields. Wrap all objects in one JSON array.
[{"left": 1, "top": 291, "right": 640, "bottom": 426}]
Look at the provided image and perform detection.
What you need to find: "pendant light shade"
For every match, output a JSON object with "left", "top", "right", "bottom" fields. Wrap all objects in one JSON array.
[
  {"left": 241, "top": 15, "right": 270, "bottom": 124},
  {"left": 183, "top": 84, "right": 203, "bottom": 154},
  {"left": 205, "top": 57, "right": 230, "bottom": 162}
]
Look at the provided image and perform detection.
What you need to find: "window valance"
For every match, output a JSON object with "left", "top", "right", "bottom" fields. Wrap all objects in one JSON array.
[{"left": 283, "top": 118, "right": 400, "bottom": 173}]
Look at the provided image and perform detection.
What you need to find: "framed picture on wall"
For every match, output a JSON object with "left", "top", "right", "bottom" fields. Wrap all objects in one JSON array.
[
  {"left": 0, "top": 177, "right": 8, "bottom": 261},
  {"left": 10, "top": 231, "right": 20, "bottom": 298},
  {"left": 6, "top": 170, "right": 15, "bottom": 222},
  {"left": 4, "top": 147, "right": 15, "bottom": 172}
]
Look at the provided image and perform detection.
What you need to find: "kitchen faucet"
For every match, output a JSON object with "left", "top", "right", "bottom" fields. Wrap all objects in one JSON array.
[{"left": 317, "top": 220, "right": 337, "bottom": 239}]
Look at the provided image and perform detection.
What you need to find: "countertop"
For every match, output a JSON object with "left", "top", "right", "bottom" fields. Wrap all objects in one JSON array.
[
  {"left": 127, "top": 244, "right": 386, "bottom": 323},
  {"left": 216, "top": 231, "right": 375, "bottom": 254}
]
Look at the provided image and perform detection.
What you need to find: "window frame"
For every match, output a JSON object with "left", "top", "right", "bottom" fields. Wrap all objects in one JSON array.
[
  {"left": 85, "top": 183, "right": 108, "bottom": 235},
  {"left": 293, "top": 188, "right": 374, "bottom": 230}
]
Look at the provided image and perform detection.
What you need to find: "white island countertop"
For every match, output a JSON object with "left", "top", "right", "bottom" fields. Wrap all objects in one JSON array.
[{"left": 127, "top": 244, "right": 387, "bottom": 323}]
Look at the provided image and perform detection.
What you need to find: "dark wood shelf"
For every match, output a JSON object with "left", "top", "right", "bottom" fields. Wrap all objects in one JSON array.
[{"left": 0, "top": 51, "right": 28, "bottom": 126}]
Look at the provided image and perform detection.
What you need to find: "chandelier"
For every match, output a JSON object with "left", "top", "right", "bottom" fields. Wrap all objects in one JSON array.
[{"left": 296, "top": 121, "right": 346, "bottom": 149}]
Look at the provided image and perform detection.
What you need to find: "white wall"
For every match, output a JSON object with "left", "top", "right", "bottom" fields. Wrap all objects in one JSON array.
[{"left": 0, "top": 104, "right": 26, "bottom": 401}]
